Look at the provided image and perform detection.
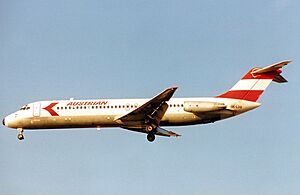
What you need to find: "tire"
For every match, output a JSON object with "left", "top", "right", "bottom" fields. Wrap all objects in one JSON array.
[
  {"left": 18, "top": 134, "right": 24, "bottom": 140},
  {"left": 147, "top": 133, "right": 155, "bottom": 142}
]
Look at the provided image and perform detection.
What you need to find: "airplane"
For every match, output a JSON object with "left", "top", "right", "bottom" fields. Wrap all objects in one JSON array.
[{"left": 2, "top": 60, "right": 291, "bottom": 142}]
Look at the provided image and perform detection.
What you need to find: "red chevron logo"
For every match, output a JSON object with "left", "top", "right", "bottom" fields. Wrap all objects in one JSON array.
[{"left": 43, "top": 102, "right": 59, "bottom": 116}]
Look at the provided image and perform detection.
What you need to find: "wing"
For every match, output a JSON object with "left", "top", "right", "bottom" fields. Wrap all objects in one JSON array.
[
  {"left": 115, "top": 86, "right": 177, "bottom": 123},
  {"left": 114, "top": 87, "right": 180, "bottom": 137}
]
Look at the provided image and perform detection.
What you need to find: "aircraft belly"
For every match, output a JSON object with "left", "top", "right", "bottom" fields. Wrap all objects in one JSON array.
[
  {"left": 161, "top": 113, "right": 201, "bottom": 126},
  {"left": 21, "top": 115, "right": 119, "bottom": 129},
  {"left": 161, "top": 110, "right": 234, "bottom": 126}
]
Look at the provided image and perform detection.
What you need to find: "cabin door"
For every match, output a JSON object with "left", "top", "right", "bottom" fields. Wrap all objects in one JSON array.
[{"left": 33, "top": 102, "right": 41, "bottom": 117}]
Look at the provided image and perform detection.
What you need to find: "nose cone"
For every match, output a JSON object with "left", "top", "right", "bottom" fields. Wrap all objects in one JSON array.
[{"left": 2, "top": 118, "right": 5, "bottom": 126}]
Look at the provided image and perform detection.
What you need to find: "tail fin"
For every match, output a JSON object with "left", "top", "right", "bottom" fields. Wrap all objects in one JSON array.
[{"left": 217, "top": 60, "right": 291, "bottom": 102}]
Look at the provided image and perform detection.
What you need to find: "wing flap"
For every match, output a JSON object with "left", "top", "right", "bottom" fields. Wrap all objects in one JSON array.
[
  {"left": 120, "top": 126, "right": 181, "bottom": 137},
  {"left": 156, "top": 127, "right": 181, "bottom": 137}
]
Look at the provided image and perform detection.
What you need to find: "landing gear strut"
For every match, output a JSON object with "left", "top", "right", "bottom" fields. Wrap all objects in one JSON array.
[
  {"left": 17, "top": 128, "right": 24, "bottom": 140},
  {"left": 146, "top": 125, "right": 154, "bottom": 132},
  {"left": 147, "top": 132, "right": 155, "bottom": 142},
  {"left": 145, "top": 125, "right": 156, "bottom": 142}
]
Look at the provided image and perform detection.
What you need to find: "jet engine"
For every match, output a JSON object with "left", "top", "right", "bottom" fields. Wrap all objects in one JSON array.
[{"left": 184, "top": 101, "right": 226, "bottom": 113}]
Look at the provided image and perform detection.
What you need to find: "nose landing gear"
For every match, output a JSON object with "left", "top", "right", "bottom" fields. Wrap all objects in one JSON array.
[{"left": 17, "top": 128, "right": 24, "bottom": 140}]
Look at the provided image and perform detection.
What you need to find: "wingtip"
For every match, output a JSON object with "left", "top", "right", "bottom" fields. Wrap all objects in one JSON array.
[
  {"left": 282, "top": 60, "right": 292, "bottom": 65},
  {"left": 170, "top": 86, "right": 178, "bottom": 90}
]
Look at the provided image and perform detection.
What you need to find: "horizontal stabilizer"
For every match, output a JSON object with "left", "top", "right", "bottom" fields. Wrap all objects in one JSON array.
[
  {"left": 252, "top": 60, "right": 291, "bottom": 74},
  {"left": 273, "top": 74, "right": 288, "bottom": 83}
]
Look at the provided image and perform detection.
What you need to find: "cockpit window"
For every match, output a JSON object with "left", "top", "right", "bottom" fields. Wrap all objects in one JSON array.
[
  {"left": 20, "top": 105, "right": 26, "bottom": 110},
  {"left": 20, "top": 105, "right": 30, "bottom": 110}
]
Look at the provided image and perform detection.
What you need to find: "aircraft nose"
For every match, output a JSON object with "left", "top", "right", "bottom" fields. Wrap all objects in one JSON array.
[{"left": 2, "top": 118, "right": 5, "bottom": 126}]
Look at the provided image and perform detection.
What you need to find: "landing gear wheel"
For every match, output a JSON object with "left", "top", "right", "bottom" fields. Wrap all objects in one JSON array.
[
  {"left": 17, "top": 134, "right": 24, "bottom": 140},
  {"left": 147, "top": 133, "right": 155, "bottom": 142},
  {"left": 17, "top": 128, "right": 24, "bottom": 141}
]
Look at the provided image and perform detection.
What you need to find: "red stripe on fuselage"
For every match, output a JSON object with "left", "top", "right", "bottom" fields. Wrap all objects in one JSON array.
[
  {"left": 43, "top": 103, "right": 59, "bottom": 116},
  {"left": 218, "top": 90, "right": 264, "bottom": 102}
]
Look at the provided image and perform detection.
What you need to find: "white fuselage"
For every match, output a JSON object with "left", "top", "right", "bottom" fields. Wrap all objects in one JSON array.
[
  {"left": 4, "top": 97, "right": 260, "bottom": 130},
  {"left": 3, "top": 60, "right": 289, "bottom": 141}
]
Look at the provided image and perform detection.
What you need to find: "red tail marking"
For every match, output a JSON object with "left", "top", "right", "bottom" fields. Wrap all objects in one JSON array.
[
  {"left": 219, "top": 90, "right": 264, "bottom": 102},
  {"left": 43, "top": 103, "right": 59, "bottom": 116},
  {"left": 217, "top": 69, "right": 280, "bottom": 102},
  {"left": 242, "top": 68, "right": 280, "bottom": 79}
]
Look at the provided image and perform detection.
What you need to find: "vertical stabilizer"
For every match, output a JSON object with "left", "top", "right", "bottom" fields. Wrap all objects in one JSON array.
[{"left": 217, "top": 60, "right": 291, "bottom": 102}]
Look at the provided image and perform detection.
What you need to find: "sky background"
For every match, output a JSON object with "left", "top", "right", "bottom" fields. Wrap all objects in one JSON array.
[{"left": 1, "top": 0, "right": 300, "bottom": 194}]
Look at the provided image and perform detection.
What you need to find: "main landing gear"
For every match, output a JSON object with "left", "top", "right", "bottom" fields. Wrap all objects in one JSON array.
[
  {"left": 146, "top": 125, "right": 156, "bottom": 142},
  {"left": 17, "top": 128, "right": 24, "bottom": 140},
  {"left": 147, "top": 132, "right": 155, "bottom": 142}
]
